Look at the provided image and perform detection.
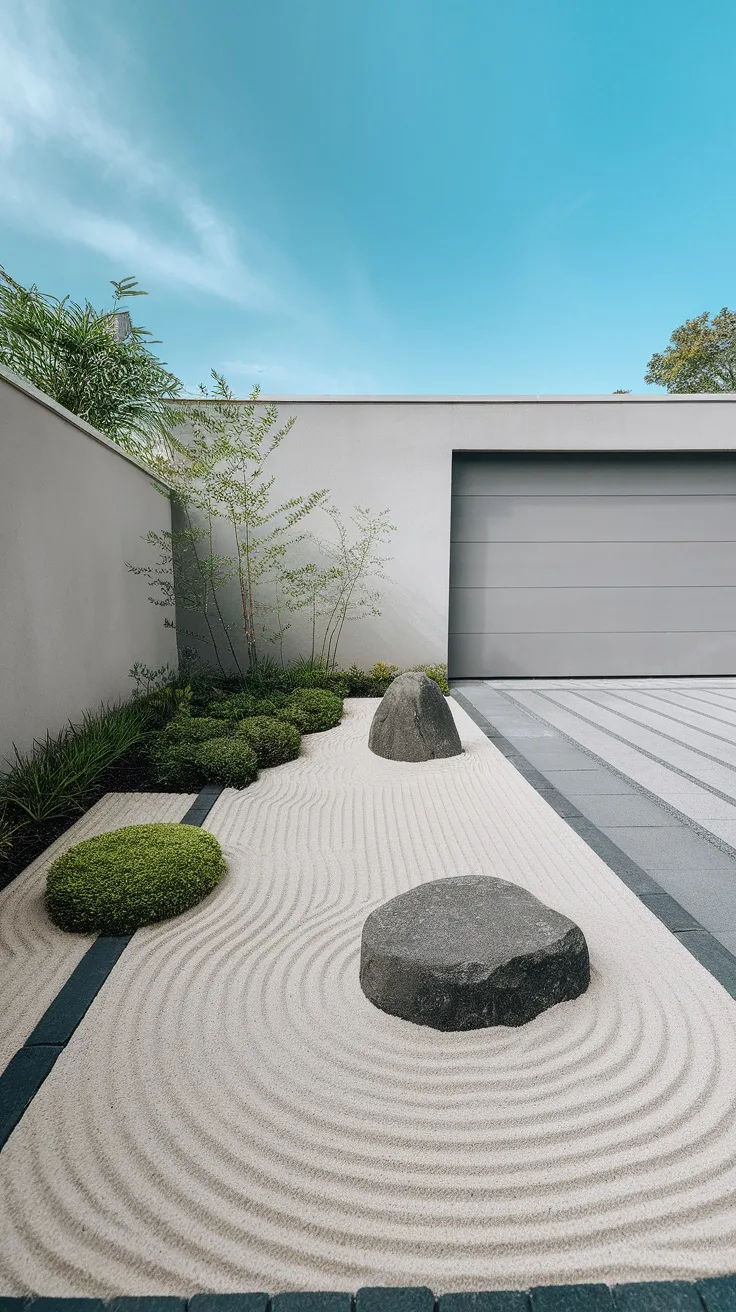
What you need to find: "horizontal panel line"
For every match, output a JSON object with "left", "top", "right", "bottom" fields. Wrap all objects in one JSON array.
[
  {"left": 451, "top": 493, "right": 736, "bottom": 499},
  {"left": 451, "top": 539, "right": 736, "bottom": 545},
  {"left": 450, "top": 631, "right": 736, "bottom": 636},
  {"left": 449, "top": 585, "right": 736, "bottom": 590}
]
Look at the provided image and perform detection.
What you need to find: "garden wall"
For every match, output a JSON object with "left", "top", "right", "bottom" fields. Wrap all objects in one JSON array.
[
  {"left": 0, "top": 366, "right": 176, "bottom": 765},
  {"left": 174, "top": 393, "right": 736, "bottom": 673}
]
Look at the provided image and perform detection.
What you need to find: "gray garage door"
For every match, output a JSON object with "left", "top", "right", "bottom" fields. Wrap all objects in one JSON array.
[{"left": 449, "top": 452, "right": 736, "bottom": 678}]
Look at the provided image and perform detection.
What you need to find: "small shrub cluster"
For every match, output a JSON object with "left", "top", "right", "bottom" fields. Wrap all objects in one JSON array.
[
  {"left": 147, "top": 716, "right": 258, "bottom": 790},
  {"left": 235, "top": 716, "right": 301, "bottom": 767},
  {"left": 45, "top": 822, "right": 225, "bottom": 934},
  {"left": 276, "top": 688, "right": 343, "bottom": 733}
]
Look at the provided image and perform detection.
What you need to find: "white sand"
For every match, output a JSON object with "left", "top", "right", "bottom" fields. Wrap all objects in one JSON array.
[
  {"left": 0, "top": 792, "right": 195, "bottom": 1071},
  {"left": 1, "top": 701, "right": 736, "bottom": 1295}
]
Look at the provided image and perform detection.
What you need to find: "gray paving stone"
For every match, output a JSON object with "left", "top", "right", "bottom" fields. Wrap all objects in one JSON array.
[
  {"left": 597, "top": 824, "right": 736, "bottom": 875},
  {"left": 189, "top": 1297, "right": 268, "bottom": 1312},
  {"left": 639, "top": 893, "right": 701, "bottom": 930},
  {"left": 613, "top": 1282, "right": 703, "bottom": 1312},
  {"left": 0, "top": 1044, "right": 63, "bottom": 1150},
  {"left": 574, "top": 794, "right": 683, "bottom": 828},
  {"left": 272, "top": 1297, "right": 351, "bottom": 1312},
  {"left": 28, "top": 1302, "right": 104, "bottom": 1312},
  {"left": 675, "top": 930, "right": 736, "bottom": 998},
  {"left": 539, "top": 769, "right": 637, "bottom": 795},
  {"left": 513, "top": 746, "right": 600, "bottom": 770},
  {"left": 0, "top": 1302, "right": 28, "bottom": 1312},
  {"left": 531, "top": 1287, "right": 614, "bottom": 1312},
  {"left": 109, "top": 1301, "right": 185, "bottom": 1312},
  {"left": 356, "top": 1290, "right": 434, "bottom": 1312},
  {"left": 697, "top": 1275, "right": 736, "bottom": 1312},
  {"left": 439, "top": 1295, "right": 529, "bottom": 1312}
]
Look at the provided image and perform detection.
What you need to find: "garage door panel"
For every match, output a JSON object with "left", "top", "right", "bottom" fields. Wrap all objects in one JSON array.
[
  {"left": 449, "top": 631, "right": 736, "bottom": 679},
  {"left": 449, "top": 586, "right": 736, "bottom": 634},
  {"left": 452, "top": 494, "right": 736, "bottom": 543},
  {"left": 453, "top": 453, "right": 736, "bottom": 497},
  {"left": 449, "top": 540, "right": 736, "bottom": 588}
]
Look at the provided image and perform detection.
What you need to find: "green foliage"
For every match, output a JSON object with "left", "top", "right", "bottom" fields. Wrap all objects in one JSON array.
[
  {"left": 235, "top": 716, "right": 301, "bottom": 767},
  {"left": 0, "top": 702, "right": 152, "bottom": 824},
  {"left": 277, "top": 687, "right": 343, "bottom": 733},
  {"left": 280, "top": 657, "right": 349, "bottom": 697},
  {"left": 0, "top": 267, "right": 186, "bottom": 452},
  {"left": 645, "top": 309, "right": 736, "bottom": 393},
  {"left": 194, "top": 737, "right": 259, "bottom": 788},
  {"left": 129, "top": 662, "right": 192, "bottom": 726},
  {"left": 411, "top": 663, "right": 450, "bottom": 695},
  {"left": 152, "top": 715, "right": 230, "bottom": 747},
  {"left": 207, "top": 692, "right": 263, "bottom": 720},
  {"left": 45, "top": 823, "right": 225, "bottom": 934},
  {"left": 282, "top": 504, "right": 395, "bottom": 669}
]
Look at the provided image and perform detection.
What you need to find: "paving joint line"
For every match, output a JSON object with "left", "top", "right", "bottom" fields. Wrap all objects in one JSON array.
[
  {"left": 0, "top": 786, "right": 224, "bottom": 1152},
  {"left": 451, "top": 689, "right": 736, "bottom": 1000},
  {"left": 485, "top": 683, "right": 736, "bottom": 860}
]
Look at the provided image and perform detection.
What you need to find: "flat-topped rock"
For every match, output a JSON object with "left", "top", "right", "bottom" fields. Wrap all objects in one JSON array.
[
  {"left": 359, "top": 875, "right": 590, "bottom": 1030},
  {"left": 368, "top": 671, "right": 462, "bottom": 762}
]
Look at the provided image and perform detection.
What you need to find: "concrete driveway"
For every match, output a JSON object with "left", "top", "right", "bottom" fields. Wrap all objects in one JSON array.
[{"left": 454, "top": 678, "right": 736, "bottom": 961}]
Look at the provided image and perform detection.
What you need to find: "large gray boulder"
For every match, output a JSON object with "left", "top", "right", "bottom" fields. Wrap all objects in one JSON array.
[
  {"left": 360, "top": 875, "right": 590, "bottom": 1030},
  {"left": 369, "top": 671, "right": 462, "bottom": 762}
]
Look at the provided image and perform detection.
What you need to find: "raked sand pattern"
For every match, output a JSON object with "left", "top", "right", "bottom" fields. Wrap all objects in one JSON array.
[
  {"left": 0, "top": 791, "right": 195, "bottom": 1072},
  {"left": 1, "top": 700, "right": 736, "bottom": 1295}
]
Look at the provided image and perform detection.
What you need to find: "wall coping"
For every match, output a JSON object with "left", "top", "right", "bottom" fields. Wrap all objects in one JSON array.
[
  {"left": 1, "top": 363, "right": 174, "bottom": 489},
  {"left": 177, "top": 392, "right": 736, "bottom": 405}
]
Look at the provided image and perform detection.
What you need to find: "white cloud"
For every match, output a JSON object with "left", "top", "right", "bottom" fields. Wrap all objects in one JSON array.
[{"left": 0, "top": 0, "right": 265, "bottom": 305}]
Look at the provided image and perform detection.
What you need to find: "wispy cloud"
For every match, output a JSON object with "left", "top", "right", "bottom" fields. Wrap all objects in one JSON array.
[{"left": 0, "top": 0, "right": 265, "bottom": 304}]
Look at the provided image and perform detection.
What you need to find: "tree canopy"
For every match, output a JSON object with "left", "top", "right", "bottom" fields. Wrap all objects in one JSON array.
[
  {"left": 645, "top": 308, "right": 736, "bottom": 393},
  {"left": 0, "top": 268, "right": 186, "bottom": 452}
]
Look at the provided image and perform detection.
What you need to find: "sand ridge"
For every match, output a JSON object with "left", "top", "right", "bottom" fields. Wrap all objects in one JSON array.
[
  {"left": 0, "top": 792, "right": 195, "bottom": 1071},
  {"left": 0, "top": 702, "right": 735, "bottom": 1294}
]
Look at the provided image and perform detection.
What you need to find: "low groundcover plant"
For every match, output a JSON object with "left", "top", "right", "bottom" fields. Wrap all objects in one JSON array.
[{"left": 45, "top": 823, "right": 226, "bottom": 934}]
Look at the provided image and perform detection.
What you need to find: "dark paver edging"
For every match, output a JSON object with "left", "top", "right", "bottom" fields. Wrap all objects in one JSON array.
[
  {"left": 2, "top": 1280, "right": 736, "bottom": 1311},
  {"left": 0, "top": 787, "right": 224, "bottom": 1151},
  {"left": 451, "top": 689, "right": 736, "bottom": 1000}
]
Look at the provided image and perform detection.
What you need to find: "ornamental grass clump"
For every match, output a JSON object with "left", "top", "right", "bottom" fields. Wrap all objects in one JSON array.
[
  {"left": 45, "top": 823, "right": 225, "bottom": 934},
  {"left": 277, "top": 687, "right": 343, "bottom": 733},
  {"left": 235, "top": 716, "right": 301, "bottom": 768}
]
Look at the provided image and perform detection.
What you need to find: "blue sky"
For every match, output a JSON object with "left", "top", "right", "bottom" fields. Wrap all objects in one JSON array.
[{"left": 1, "top": 0, "right": 735, "bottom": 396}]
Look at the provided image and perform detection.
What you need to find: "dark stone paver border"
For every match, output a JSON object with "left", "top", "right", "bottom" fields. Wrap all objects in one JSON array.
[
  {"left": 451, "top": 688, "right": 736, "bottom": 1001},
  {"left": 1, "top": 1283, "right": 736, "bottom": 1312},
  {"left": 0, "top": 787, "right": 224, "bottom": 1151}
]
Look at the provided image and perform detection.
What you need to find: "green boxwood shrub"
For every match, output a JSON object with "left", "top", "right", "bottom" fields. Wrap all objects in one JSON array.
[
  {"left": 153, "top": 715, "right": 232, "bottom": 746},
  {"left": 235, "top": 716, "right": 301, "bottom": 767},
  {"left": 45, "top": 822, "right": 225, "bottom": 934},
  {"left": 206, "top": 691, "right": 290, "bottom": 721},
  {"left": 193, "top": 737, "right": 259, "bottom": 788},
  {"left": 277, "top": 687, "right": 343, "bottom": 733}
]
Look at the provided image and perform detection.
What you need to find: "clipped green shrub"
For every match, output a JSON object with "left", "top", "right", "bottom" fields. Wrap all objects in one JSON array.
[
  {"left": 412, "top": 663, "right": 450, "bottom": 695},
  {"left": 207, "top": 692, "right": 261, "bottom": 721},
  {"left": 235, "top": 716, "right": 301, "bottom": 767},
  {"left": 281, "top": 658, "right": 349, "bottom": 698},
  {"left": 194, "top": 737, "right": 259, "bottom": 787},
  {"left": 45, "top": 823, "right": 226, "bottom": 934},
  {"left": 148, "top": 741, "right": 204, "bottom": 790},
  {"left": 153, "top": 715, "right": 231, "bottom": 746},
  {"left": 277, "top": 687, "right": 343, "bottom": 733}
]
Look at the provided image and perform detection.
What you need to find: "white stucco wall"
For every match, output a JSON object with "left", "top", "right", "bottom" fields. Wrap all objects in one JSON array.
[
  {"left": 176, "top": 393, "right": 736, "bottom": 672},
  {"left": 0, "top": 367, "right": 177, "bottom": 765}
]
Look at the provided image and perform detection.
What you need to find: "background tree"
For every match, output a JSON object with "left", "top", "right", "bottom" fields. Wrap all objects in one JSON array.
[
  {"left": 645, "top": 309, "right": 736, "bottom": 392},
  {"left": 0, "top": 267, "right": 186, "bottom": 451}
]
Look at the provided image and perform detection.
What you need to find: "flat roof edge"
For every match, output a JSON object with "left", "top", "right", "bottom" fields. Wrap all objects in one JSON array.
[{"left": 174, "top": 392, "right": 736, "bottom": 405}]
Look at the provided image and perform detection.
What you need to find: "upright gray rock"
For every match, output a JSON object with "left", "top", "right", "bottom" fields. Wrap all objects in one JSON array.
[
  {"left": 369, "top": 671, "right": 462, "bottom": 762},
  {"left": 360, "top": 875, "right": 590, "bottom": 1030}
]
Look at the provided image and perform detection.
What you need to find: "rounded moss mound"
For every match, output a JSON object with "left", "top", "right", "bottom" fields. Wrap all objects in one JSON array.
[
  {"left": 45, "top": 823, "right": 226, "bottom": 934},
  {"left": 207, "top": 692, "right": 261, "bottom": 721},
  {"left": 194, "top": 736, "right": 259, "bottom": 787},
  {"left": 277, "top": 687, "right": 343, "bottom": 733},
  {"left": 235, "top": 715, "right": 301, "bottom": 767}
]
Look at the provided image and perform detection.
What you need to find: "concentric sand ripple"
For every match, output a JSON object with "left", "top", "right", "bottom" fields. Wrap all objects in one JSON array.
[
  {"left": 1, "top": 703, "right": 736, "bottom": 1295},
  {"left": 0, "top": 792, "right": 195, "bottom": 1071}
]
